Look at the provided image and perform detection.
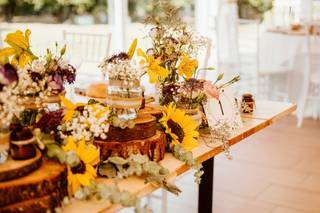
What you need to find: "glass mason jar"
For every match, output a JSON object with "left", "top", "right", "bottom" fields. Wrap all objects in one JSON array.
[{"left": 106, "top": 79, "right": 143, "bottom": 120}]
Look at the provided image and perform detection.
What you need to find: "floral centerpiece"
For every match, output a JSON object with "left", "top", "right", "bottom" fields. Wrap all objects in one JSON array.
[
  {"left": 0, "top": 29, "right": 76, "bottom": 107},
  {"left": 0, "top": 63, "right": 22, "bottom": 162},
  {"left": 99, "top": 39, "right": 145, "bottom": 121},
  {"left": 137, "top": 1, "right": 240, "bottom": 129},
  {"left": 137, "top": 1, "right": 209, "bottom": 108}
]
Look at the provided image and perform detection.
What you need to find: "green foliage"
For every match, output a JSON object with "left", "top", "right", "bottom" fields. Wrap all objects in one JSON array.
[
  {"left": 0, "top": 0, "right": 107, "bottom": 22},
  {"left": 13, "top": 109, "right": 44, "bottom": 126},
  {"left": 238, "top": 0, "right": 274, "bottom": 15},
  {"left": 129, "top": 0, "right": 194, "bottom": 22},
  {"left": 99, "top": 154, "right": 181, "bottom": 195},
  {"left": 172, "top": 144, "right": 203, "bottom": 184}
]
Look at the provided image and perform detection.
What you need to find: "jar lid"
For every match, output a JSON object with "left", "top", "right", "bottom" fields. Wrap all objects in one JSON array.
[{"left": 242, "top": 93, "right": 253, "bottom": 98}]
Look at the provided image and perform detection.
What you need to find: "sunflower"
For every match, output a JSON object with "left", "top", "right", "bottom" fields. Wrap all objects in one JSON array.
[
  {"left": 63, "top": 137, "right": 99, "bottom": 195},
  {"left": 59, "top": 95, "right": 86, "bottom": 122},
  {"left": 160, "top": 103, "right": 199, "bottom": 151}
]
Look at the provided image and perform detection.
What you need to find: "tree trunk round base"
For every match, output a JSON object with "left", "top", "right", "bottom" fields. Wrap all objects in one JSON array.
[
  {"left": 94, "top": 130, "right": 167, "bottom": 162},
  {"left": 0, "top": 160, "right": 68, "bottom": 211},
  {"left": 0, "top": 149, "right": 42, "bottom": 182}
]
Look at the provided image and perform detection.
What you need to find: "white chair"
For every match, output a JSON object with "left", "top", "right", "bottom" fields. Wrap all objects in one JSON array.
[
  {"left": 236, "top": 18, "right": 292, "bottom": 100},
  {"left": 63, "top": 30, "right": 112, "bottom": 64},
  {"left": 63, "top": 30, "right": 112, "bottom": 100},
  {"left": 296, "top": 33, "right": 320, "bottom": 127}
]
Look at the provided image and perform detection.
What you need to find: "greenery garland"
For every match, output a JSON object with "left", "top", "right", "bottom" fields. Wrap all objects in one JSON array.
[{"left": 98, "top": 154, "right": 181, "bottom": 195}]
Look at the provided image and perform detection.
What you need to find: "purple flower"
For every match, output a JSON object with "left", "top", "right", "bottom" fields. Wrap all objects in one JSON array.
[
  {"left": 36, "top": 109, "right": 63, "bottom": 133},
  {"left": 162, "top": 83, "right": 180, "bottom": 96},
  {"left": 62, "top": 65, "right": 76, "bottom": 84},
  {"left": 0, "top": 63, "right": 18, "bottom": 86},
  {"left": 146, "top": 48, "right": 154, "bottom": 56},
  {"left": 47, "top": 74, "right": 64, "bottom": 95},
  {"left": 106, "top": 52, "right": 129, "bottom": 64}
]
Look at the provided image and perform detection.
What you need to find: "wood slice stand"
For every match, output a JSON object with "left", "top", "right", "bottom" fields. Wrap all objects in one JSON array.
[
  {"left": 106, "top": 114, "right": 157, "bottom": 142},
  {"left": 95, "top": 130, "right": 167, "bottom": 162},
  {"left": 0, "top": 149, "right": 42, "bottom": 182},
  {"left": 139, "top": 104, "right": 163, "bottom": 118},
  {"left": 95, "top": 114, "right": 167, "bottom": 162},
  {"left": 0, "top": 160, "right": 68, "bottom": 212}
]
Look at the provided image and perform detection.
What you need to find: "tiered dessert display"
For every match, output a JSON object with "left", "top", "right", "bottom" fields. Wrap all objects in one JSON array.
[
  {"left": 97, "top": 42, "right": 166, "bottom": 162},
  {"left": 0, "top": 1, "right": 242, "bottom": 212},
  {"left": 0, "top": 30, "right": 75, "bottom": 212}
]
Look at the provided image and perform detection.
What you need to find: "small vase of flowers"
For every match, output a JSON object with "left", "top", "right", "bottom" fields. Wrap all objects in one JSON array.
[{"left": 100, "top": 40, "right": 144, "bottom": 121}]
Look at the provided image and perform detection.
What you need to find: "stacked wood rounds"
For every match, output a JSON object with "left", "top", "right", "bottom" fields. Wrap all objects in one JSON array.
[
  {"left": 94, "top": 114, "right": 167, "bottom": 162},
  {"left": 0, "top": 157, "right": 68, "bottom": 212}
]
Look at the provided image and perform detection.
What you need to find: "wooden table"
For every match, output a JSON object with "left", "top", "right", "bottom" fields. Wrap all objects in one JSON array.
[{"left": 64, "top": 100, "right": 297, "bottom": 213}]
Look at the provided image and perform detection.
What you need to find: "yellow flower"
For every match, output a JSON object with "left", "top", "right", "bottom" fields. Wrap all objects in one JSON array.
[
  {"left": 59, "top": 96, "right": 86, "bottom": 122},
  {"left": 63, "top": 137, "right": 99, "bottom": 195},
  {"left": 160, "top": 103, "right": 199, "bottom": 151},
  {"left": 87, "top": 103, "right": 109, "bottom": 119},
  {"left": 137, "top": 48, "right": 169, "bottom": 83},
  {"left": 178, "top": 54, "right": 198, "bottom": 79},
  {"left": 127, "top": 38, "right": 138, "bottom": 59},
  {"left": 0, "top": 29, "right": 37, "bottom": 67}
]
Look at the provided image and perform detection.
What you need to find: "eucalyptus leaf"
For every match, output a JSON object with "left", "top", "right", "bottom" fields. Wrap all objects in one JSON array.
[
  {"left": 46, "top": 144, "right": 66, "bottom": 163},
  {"left": 99, "top": 163, "right": 117, "bottom": 178},
  {"left": 107, "top": 156, "right": 129, "bottom": 165},
  {"left": 131, "top": 154, "right": 149, "bottom": 164}
]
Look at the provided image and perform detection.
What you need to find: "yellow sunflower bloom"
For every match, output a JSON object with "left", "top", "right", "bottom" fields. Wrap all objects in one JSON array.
[
  {"left": 160, "top": 103, "right": 199, "bottom": 151},
  {"left": 137, "top": 48, "right": 169, "bottom": 83},
  {"left": 0, "top": 29, "right": 37, "bottom": 68},
  {"left": 178, "top": 53, "right": 198, "bottom": 80},
  {"left": 59, "top": 96, "right": 86, "bottom": 122},
  {"left": 63, "top": 137, "right": 99, "bottom": 195}
]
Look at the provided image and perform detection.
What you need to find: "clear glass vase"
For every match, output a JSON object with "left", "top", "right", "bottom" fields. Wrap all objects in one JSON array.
[{"left": 107, "top": 79, "right": 143, "bottom": 120}]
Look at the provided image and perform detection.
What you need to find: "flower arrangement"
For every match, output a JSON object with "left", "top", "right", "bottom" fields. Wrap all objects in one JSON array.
[
  {"left": 0, "top": 29, "right": 76, "bottom": 106},
  {"left": 99, "top": 39, "right": 145, "bottom": 121},
  {"left": 0, "top": 63, "right": 22, "bottom": 129},
  {"left": 57, "top": 97, "right": 110, "bottom": 142},
  {"left": 137, "top": 1, "right": 211, "bottom": 107}
]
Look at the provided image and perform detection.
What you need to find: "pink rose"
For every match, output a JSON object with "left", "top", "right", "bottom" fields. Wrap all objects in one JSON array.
[{"left": 203, "top": 81, "right": 219, "bottom": 100}]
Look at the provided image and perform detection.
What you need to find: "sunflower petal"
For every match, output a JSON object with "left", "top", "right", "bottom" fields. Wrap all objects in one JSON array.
[
  {"left": 127, "top": 38, "right": 137, "bottom": 59},
  {"left": 86, "top": 164, "right": 97, "bottom": 177},
  {"left": 63, "top": 136, "right": 77, "bottom": 152},
  {"left": 76, "top": 174, "right": 90, "bottom": 186}
]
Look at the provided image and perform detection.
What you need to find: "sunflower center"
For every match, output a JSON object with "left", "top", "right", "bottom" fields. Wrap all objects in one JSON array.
[
  {"left": 71, "top": 160, "right": 86, "bottom": 174},
  {"left": 167, "top": 119, "right": 184, "bottom": 142}
]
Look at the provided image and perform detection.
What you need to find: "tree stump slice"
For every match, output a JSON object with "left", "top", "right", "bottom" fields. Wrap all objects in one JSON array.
[
  {"left": 95, "top": 130, "right": 167, "bottom": 162},
  {"left": 0, "top": 191, "right": 64, "bottom": 213},
  {"left": 139, "top": 104, "right": 163, "bottom": 119},
  {"left": 106, "top": 114, "right": 157, "bottom": 142},
  {"left": 0, "top": 160, "right": 68, "bottom": 209},
  {"left": 0, "top": 149, "right": 42, "bottom": 182}
]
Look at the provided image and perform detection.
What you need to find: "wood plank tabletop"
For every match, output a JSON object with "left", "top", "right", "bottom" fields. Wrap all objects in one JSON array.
[{"left": 63, "top": 101, "right": 297, "bottom": 213}]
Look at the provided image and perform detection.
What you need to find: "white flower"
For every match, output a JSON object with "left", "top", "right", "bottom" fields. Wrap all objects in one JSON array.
[{"left": 31, "top": 59, "right": 46, "bottom": 73}]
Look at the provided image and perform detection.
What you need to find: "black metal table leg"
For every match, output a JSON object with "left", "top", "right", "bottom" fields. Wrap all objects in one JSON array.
[{"left": 198, "top": 157, "right": 214, "bottom": 213}]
